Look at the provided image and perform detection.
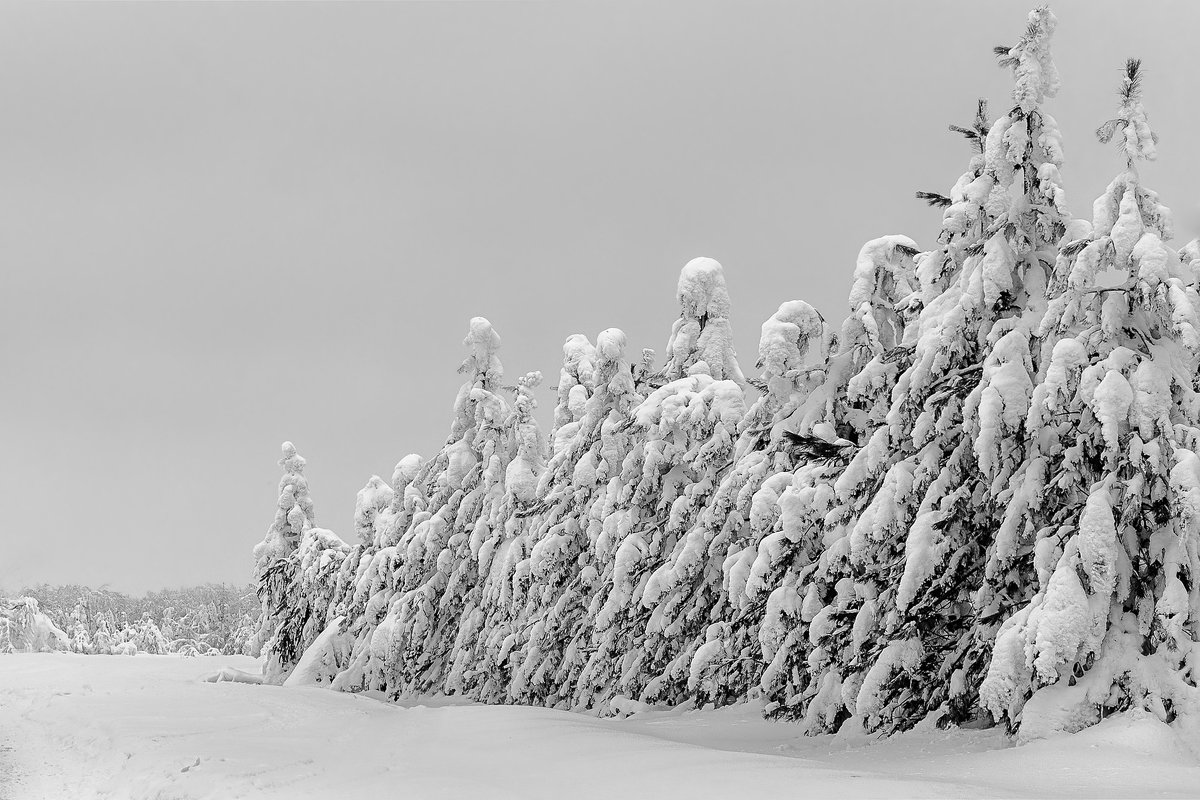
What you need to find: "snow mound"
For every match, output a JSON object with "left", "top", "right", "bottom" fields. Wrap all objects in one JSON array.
[{"left": 202, "top": 666, "right": 264, "bottom": 685}]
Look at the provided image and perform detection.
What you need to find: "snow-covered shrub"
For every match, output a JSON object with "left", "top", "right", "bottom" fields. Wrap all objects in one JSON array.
[{"left": 0, "top": 597, "right": 69, "bottom": 653}]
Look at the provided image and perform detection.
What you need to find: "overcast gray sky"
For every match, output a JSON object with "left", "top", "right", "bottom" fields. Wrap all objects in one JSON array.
[{"left": 4, "top": 1, "right": 1199, "bottom": 594}]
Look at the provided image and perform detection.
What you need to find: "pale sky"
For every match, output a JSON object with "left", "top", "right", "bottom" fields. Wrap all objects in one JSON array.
[{"left": 4, "top": 2, "right": 1199, "bottom": 594}]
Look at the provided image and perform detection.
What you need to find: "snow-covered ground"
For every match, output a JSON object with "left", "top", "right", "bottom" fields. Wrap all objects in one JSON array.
[{"left": 3, "top": 654, "right": 1200, "bottom": 799}]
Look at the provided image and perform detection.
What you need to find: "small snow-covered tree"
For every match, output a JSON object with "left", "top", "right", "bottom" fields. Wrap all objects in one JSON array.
[
  {"left": 129, "top": 612, "right": 170, "bottom": 655},
  {"left": 0, "top": 598, "right": 69, "bottom": 652},
  {"left": 330, "top": 454, "right": 428, "bottom": 691},
  {"left": 253, "top": 441, "right": 318, "bottom": 679}
]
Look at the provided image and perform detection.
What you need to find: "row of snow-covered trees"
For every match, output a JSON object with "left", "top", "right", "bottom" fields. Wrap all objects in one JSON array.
[
  {"left": 253, "top": 7, "right": 1200, "bottom": 740},
  {"left": 16, "top": 583, "right": 260, "bottom": 656}
]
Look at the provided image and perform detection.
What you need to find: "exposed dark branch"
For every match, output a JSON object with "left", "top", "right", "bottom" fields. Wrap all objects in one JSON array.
[{"left": 916, "top": 191, "right": 952, "bottom": 209}]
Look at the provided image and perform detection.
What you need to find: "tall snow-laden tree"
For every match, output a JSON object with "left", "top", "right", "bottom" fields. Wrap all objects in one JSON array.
[
  {"left": 754, "top": 6, "right": 1069, "bottom": 733},
  {"left": 637, "top": 299, "right": 831, "bottom": 708},
  {"left": 565, "top": 259, "right": 748, "bottom": 711},
  {"left": 445, "top": 370, "right": 547, "bottom": 697},
  {"left": 979, "top": 58, "right": 1200, "bottom": 740},
  {"left": 576, "top": 370, "right": 746, "bottom": 710},
  {"left": 358, "top": 317, "right": 513, "bottom": 697},
  {"left": 253, "top": 441, "right": 318, "bottom": 680},
  {"left": 503, "top": 328, "right": 643, "bottom": 707},
  {"left": 458, "top": 337, "right": 598, "bottom": 702},
  {"left": 719, "top": 236, "right": 922, "bottom": 719}
]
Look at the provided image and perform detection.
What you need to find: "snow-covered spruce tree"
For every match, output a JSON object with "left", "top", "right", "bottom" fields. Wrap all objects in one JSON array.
[
  {"left": 500, "top": 328, "right": 642, "bottom": 708},
  {"left": 358, "top": 317, "right": 513, "bottom": 697},
  {"left": 444, "top": 370, "right": 547, "bottom": 698},
  {"left": 252, "top": 446, "right": 350, "bottom": 684},
  {"left": 252, "top": 441, "right": 317, "bottom": 680},
  {"left": 468, "top": 342, "right": 600, "bottom": 704},
  {"left": 754, "top": 7, "right": 1069, "bottom": 733},
  {"left": 636, "top": 299, "right": 832, "bottom": 708},
  {"left": 979, "top": 59, "right": 1200, "bottom": 740},
  {"left": 320, "top": 475, "right": 396, "bottom": 629},
  {"left": 565, "top": 259, "right": 748, "bottom": 711},
  {"left": 284, "top": 522, "right": 352, "bottom": 683},
  {"left": 578, "top": 369, "right": 747, "bottom": 711},
  {"left": 678, "top": 236, "right": 922, "bottom": 715},
  {"left": 328, "top": 454, "right": 428, "bottom": 692},
  {"left": 739, "top": 140, "right": 988, "bottom": 725}
]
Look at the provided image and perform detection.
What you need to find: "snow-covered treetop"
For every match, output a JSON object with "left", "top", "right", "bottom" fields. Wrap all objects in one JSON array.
[
  {"left": 506, "top": 371, "right": 546, "bottom": 504},
  {"left": 354, "top": 476, "right": 394, "bottom": 545},
  {"left": 253, "top": 441, "right": 316, "bottom": 570},
  {"left": 996, "top": 6, "right": 1059, "bottom": 113},
  {"left": 561, "top": 334, "right": 596, "bottom": 386},
  {"left": 757, "top": 301, "right": 826, "bottom": 380},
  {"left": 596, "top": 327, "right": 625, "bottom": 363},
  {"left": 664, "top": 257, "right": 746, "bottom": 386},
  {"left": 385, "top": 453, "right": 427, "bottom": 520},
  {"left": 392, "top": 454, "right": 424, "bottom": 489},
  {"left": 277, "top": 441, "right": 314, "bottom": 525},
  {"left": 1096, "top": 59, "right": 1157, "bottom": 165},
  {"left": 459, "top": 316, "right": 503, "bottom": 391},
  {"left": 847, "top": 236, "right": 920, "bottom": 353},
  {"left": 677, "top": 256, "right": 732, "bottom": 320},
  {"left": 513, "top": 370, "right": 543, "bottom": 421},
  {"left": 448, "top": 317, "right": 507, "bottom": 443},
  {"left": 572, "top": 327, "right": 638, "bottom": 422},
  {"left": 554, "top": 334, "right": 597, "bottom": 430},
  {"left": 280, "top": 441, "right": 306, "bottom": 475}
]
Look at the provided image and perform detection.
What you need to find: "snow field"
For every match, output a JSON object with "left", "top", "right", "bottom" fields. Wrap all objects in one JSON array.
[{"left": 4, "top": 654, "right": 1200, "bottom": 799}]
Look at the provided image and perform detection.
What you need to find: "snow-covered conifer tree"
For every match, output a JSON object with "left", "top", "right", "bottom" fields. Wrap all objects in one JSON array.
[
  {"left": 252, "top": 441, "right": 318, "bottom": 679},
  {"left": 575, "top": 369, "right": 746, "bottom": 709},
  {"left": 751, "top": 6, "right": 1069, "bottom": 733},
  {"left": 501, "top": 328, "right": 642, "bottom": 707},
  {"left": 562, "top": 260, "right": 750, "bottom": 710},
  {"left": 444, "top": 370, "right": 547, "bottom": 697},
  {"left": 979, "top": 58, "right": 1200, "bottom": 740},
  {"left": 285, "top": 523, "right": 352, "bottom": 681},
  {"left": 327, "top": 456, "right": 428, "bottom": 690},
  {"left": 637, "top": 299, "right": 832, "bottom": 708},
  {"left": 353, "top": 317, "right": 513, "bottom": 697}
]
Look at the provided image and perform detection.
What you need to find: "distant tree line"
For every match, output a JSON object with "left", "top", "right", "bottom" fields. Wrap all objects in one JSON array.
[{"left": 12, "top": 582, "right": 259, "bottom": 656}]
